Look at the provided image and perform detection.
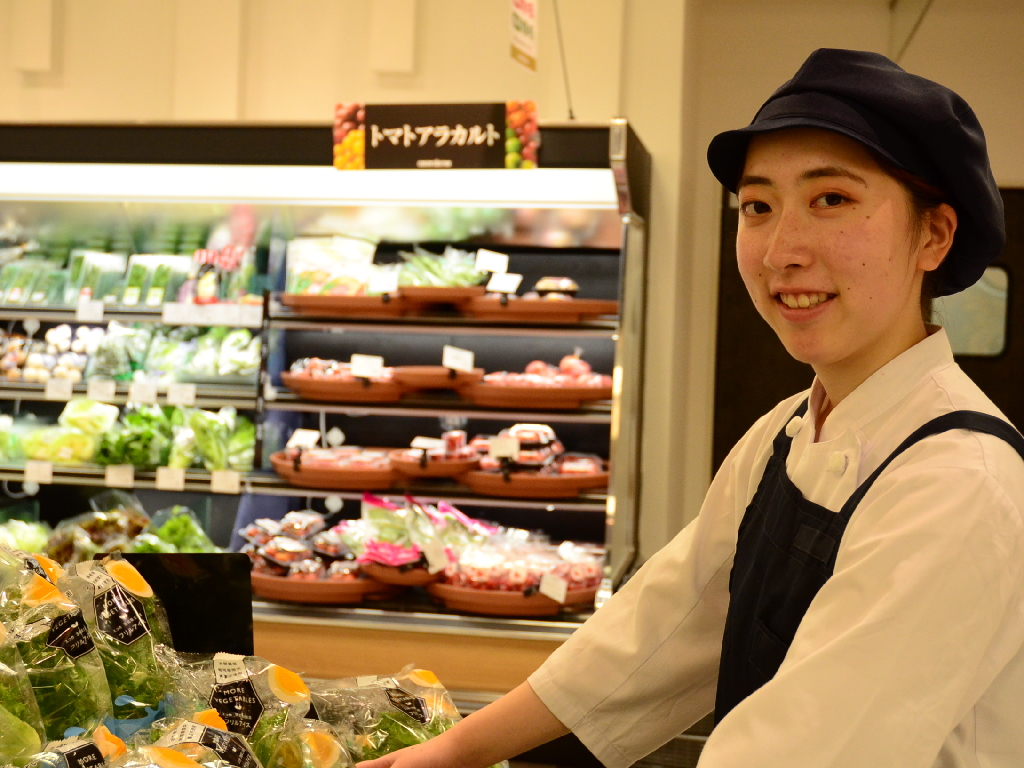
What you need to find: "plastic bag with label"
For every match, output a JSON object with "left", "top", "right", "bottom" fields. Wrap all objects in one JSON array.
[
  {"left": 59, "top": 557, "right": 173, "bottom": 724},
  {"left": 0, "top": 616, "right": 45, "bottom": 766},
  {"left": 158, "top": 650, "right": 311, "bottom": 767},
  {"left": 12, "top": 572, "right": 112, "bottom": 741},
  {"left": 24, "top": 727, "right": 128, "bottom": 768},
  {"left": 264, "top": 716, "right": 352, "bottom": 768}
]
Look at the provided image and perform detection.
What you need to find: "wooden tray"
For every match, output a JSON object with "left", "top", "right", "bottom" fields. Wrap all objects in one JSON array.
[
  {"left": 252, "top": 571, "right": 404, "bottom": 604},
  {"left": 281, "top": 371, "right": 403, "bottom": 403},
  {"left": 361, "top": 562, "right": 443, "bottom": 587},
  {"left": 270, "top": 450, "right": 396, "bottom": 491},
  {"left": 399, "top": 286, "right": 487, "bottom": 310},
  {"left": 427, "top": 582, "right": 597, "bottom": 617},
  {"left": 462, "top": 470, "right": 609, "bottom": 498},
  {"left": 465, "top": 383, "right": 612, "bottom": 410},
  {"left": 281, "top": 293, "right": 405, "bottom": 317},
  {"left": 392, "top": 365, "right": 484, "bottom": 391},
  {"left": 389, "top": 449, "right": 480, "bottom": 479},
  {"left": 466, "top": 297, "right": 619, "bottom": 323}
]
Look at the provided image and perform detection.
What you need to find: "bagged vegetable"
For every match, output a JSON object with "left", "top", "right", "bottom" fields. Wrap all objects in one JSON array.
[
  {"left": 264, "top": 718, "right": 351, "bottom": 768},
  {"left": 227, "top": 418, "right": 254, "bottom": 472},
  {"left": 86, "top": 326, "right": 133, "bottom": 381},
  {"left": 167, "top": 428, "right": 198, "bottom": 470},
  {"left": 187, "top": 409, "right": 235, "bottom": 472},
  {"left": 134, "top": 507, "right": 219, "bottom": 555},
  {"left": 180, "top": 329, "right": 228, "bottom": 379},
  {"left": 23, "top": 727, "right": 127, "bottom": 768},
  {"left": 13, "top": 573, "right": 113, "bottom": 740},
  {"left": 152, "top": 718, "right": 261, "bottom": 768},
  {"left": 98, "top": 407, "right": 174, "bottom": 470},
  {"left": 163, "top": 652, "right": 311, "bottom": 767},
  {"left": 58, "top": 400, "right": 120, "bottom": 437},
  {"left": 307, "top": 667, "right": 464, "bottom": 764},
  {"left": 0, "top": 619, "right": 45, "bottom": 766},
  {"left": 217, "top": 330, "right": 260, "bottom": 378},
  {"left": 59, "top": 558, "right": 173, "bottom": 722},
  {"left": 21, "top": 427, "right": 98, "bottom": 465},
  {"left": 144, "top": 329, "right": 197, "bottom": 388},
  {"left": 0, "top": 520, "right": 52, "bottom": 555}
]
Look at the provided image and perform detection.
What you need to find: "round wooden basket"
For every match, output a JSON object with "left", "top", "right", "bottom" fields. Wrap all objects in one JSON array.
[
  {"left": 251, "top": 571, "right": 404, "bottom": 604},
  {"left": 426, "top": 582, "right": 597, "bottom": 617},
  {"left": 281, "top": 371, "right": 403, "bottom": 403},
  {"left": 270, "top": 450, "right": 396, "bottom": 490}
]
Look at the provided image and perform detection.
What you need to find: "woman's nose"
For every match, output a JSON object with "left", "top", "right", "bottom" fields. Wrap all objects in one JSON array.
[{"left": 762, "top": 206, "right": 814, "bottom": 272}]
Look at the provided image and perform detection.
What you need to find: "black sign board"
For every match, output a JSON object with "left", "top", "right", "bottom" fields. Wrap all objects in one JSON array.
[{"left": 364, "top": 103, "right": 507, "bottom": 169}]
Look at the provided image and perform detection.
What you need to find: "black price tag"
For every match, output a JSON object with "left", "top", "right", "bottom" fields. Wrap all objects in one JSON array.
[
  {"left": 365, "top": 103, "right": 506, "bottom": 169},
  {"left": 46, "top": 610, "right": 96, "bottom": 660},
  {"left": 63, "top": 743, "right": 105, "bottom": 768},
  {"left": 210, "top": 679, "right": 265, "bottom": 737},
  {"left": 200, "top": 728, "right": 261, "bottom": 768},
  {"left": 95, "top": 585, "right": 151, "bottom": 646},
  {"left": 385, "top": 686, "right": 430, "bottom": 724}
]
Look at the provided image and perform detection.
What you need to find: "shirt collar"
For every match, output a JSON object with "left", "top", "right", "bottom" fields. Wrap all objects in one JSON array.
[{"left": 809, "top": 326, "right": 955, "bottom": 443}]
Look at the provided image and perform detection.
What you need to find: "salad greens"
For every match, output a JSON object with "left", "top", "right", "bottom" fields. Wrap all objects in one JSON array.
[
  {"left": 396, "top": 246, "right": 486, "bottom": 288},
  {"left": 97, "top": 406, "right": 176, "bottom": 470}
]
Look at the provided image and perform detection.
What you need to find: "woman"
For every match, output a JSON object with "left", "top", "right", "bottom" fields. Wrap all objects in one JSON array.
[{"left": 360, "top": 49, "right": 1024, "bottom": 768}]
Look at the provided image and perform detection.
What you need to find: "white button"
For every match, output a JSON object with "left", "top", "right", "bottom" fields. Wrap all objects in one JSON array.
[
  {"left": 785, "top": 417, "right": 803, "bottom": 438},
  {"left": 828, "top": 451, "right": 848, "bottom": 474}
]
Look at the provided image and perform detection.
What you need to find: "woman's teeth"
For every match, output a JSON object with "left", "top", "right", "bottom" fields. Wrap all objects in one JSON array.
[{"left": 779, "top": 292, "right": 830, "bottom": 309}]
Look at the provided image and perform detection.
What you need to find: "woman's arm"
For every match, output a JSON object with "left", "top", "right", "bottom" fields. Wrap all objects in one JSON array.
[{"left": 356, "top": 681, "right": 569, "bottom": 768}]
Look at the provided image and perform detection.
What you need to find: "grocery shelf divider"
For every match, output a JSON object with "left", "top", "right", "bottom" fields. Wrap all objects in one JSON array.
[{"left": 0, "top": 382, "right": 257, "bottom": 409}]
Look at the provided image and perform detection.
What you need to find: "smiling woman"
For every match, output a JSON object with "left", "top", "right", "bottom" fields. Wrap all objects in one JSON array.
[{"left": 351, "top": 49, "right": 1024, "bottom": 768}]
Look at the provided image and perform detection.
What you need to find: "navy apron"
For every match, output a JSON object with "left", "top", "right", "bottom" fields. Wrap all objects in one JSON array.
[{"left": 714, "top": 401, "right": 1024, "bottom": 722}]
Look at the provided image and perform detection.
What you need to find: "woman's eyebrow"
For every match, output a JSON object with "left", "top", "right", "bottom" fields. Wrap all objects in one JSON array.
[
  {"left": 801, "top": 166, "right": 868, "bottom": 185},
  {"left": 737, "top": 174, "right": 772, "bottom": 190}
]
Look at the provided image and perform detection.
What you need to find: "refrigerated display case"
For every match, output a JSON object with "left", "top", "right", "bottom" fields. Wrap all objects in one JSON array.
[{"left": 0, "top": 120, "right": 649, "bottom": 690}]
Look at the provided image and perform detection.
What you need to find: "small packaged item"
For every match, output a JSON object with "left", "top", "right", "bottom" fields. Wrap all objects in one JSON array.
[
  {"left": 278, "top": 511, "right": 327, "bottom": 540},
  {"left": 287, "top": 560, "right": 326, "bottom": 581},
  {"left": 240, "top": 519, "right": 281, "bottom": 546},
  {"left": 311, "top": 530, "right": 350, "bottom": 559},
  {"left": 326, "top": 561, "right": 360, "bottom": 582},
  {"left": 262, "top": 537, "right": 314, "bottom": 566}
]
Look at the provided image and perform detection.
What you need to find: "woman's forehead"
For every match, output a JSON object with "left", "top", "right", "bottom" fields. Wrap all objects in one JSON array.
[{"left": 743, "top": 128, "right": 882, "bottom": 178}]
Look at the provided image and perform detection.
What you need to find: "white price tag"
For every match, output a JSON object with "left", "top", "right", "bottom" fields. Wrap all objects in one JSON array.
[
  {"left": 44, "top": 378, "right": 73, "bottom": 401},
  {"left": 104, "top": 464, "right": 135, "bottom": 489},
  {"left": 161, "top": 302, "right": 192, "bottom": 325},
  {"left": 421, "top": 538, "right": 449, "bottom": 574},
  {"left": 75, "top": 298, "right": 104, "bottom": 323},
  {"left": 128, "top": 381, "right": 158, "bottom": 404},
  {"left": 350, "top": 354, "right": 385, "bottom": 379},
  {"left": 87, "top": 378, "right": 117, "bottom": 402},
  {"left": 238, "top": 304, "right": 264, "bottom": 328},
  {"left": 356, "top": 676, "right": 377, "bottom": 687},
  {"left": 166, "top": 383, "right": 197, "bottom": 407},
  {"left": 24, "top": 461, "right": 52, "bottom": 485},
  {"left": 79, "top": 563, "right": 116, "bottom": 592},
  {"left": 486, "top": 272, "right": 523, "bottom": 294},
  {"left": 368, "top": 271, "right": 400, "bottom": 295},
  {"left": 488, "top": 437, "right": 520, "bottom": 460},
  {"left": 411, "top": 436, "right": 446, "bottom": 451},
  {"left": 213, "top": 652, "right": 249, "bottom": 685},
  {"left": 156, "top": 466, "right": 185, "bottom": 491},
  {"left": 441, "top": 345, "right": 475, "bottom": 372},
  {"left": 164, "top": 721, "right": 207, "bottom": 744},
  {"left": 211, "top": 469, "right": 241, "bottom": 494},
  {"left": 539, "top": 573, "right": 569, "bottom": 604},
  {"left": 287, "top": 429, "right": 322, "bottom": 449},
  {"left": 475, "top": 248, "right": 509, "bottom": 274}
]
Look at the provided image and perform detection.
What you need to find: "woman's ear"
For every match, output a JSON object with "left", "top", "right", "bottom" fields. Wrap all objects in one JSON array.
[{"left": 918, "top": 203, "right": 958, "bottom": 273}]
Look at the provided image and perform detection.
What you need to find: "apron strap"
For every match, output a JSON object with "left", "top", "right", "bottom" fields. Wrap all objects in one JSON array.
[{"left": 839, "top": 410, "right": 1024, "bottom": 521}]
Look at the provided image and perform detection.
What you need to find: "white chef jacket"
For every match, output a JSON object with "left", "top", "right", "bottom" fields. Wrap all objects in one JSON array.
[{"left": 529, "top": 327, "right": 1024, "bottom": 768}]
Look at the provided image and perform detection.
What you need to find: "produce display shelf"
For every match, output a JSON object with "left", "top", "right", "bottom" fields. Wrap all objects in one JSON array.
[
  {"left": 0, "top": 306, "right": 165, "bottom": 324},
  {"left": 0, "top": 382, "right": 257, "bottom": 409},
  {"left": 264, "top": 391, "right": 613, "bottom": 424},
  {"left": 0, "top": 464, "right": 608, "bottom": 511},
  {"left": 268, "top": 307, "right": 619, "bottom": 338},
  {"left": 252, "top": 599, "right": 587, "bottom": 642}
]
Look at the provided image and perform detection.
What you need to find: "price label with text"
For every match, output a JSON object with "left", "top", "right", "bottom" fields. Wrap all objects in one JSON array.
[
  {"left": 442, "top": 345, "right": 475, "bottom": 372},
  {"left": 486, "top": 272, "right": 523, "bottom": 294},
  {"left": 539, "top": 573, "right": 569, "bottom": 604},
  {"left": 104, "top": 465, "right": 135, "bottom": 489},
  {"left": 76, "top": 298, "right": 104, "bottom": 323},
  {"left": 368, "top": 271, "right": 400, "bottom": 296},
  {"left": 350, "top": 354, "right": 385, "bottom": 379},
  {"left": 156, "top": 467, "right": 186, "bottom": 491},
  {"left": 488, "top": 437, "right": 520, "bottom": 460},
  {"left": 475, "top": 248, "right": 509, "bottom": 274},
  {"left": 24, "top": 461, "right": 52, "bottom": 485},
  {"left": 287, "top": 429, "right": 322, "bottom": 449},
  {"left": 87, "top": 379, "right": 117, "bottom": 402},
  {"left": 166, "top": 383, "right": 197, "bottom": 407},
  {"left": 211, "top": 470, "right": 241, "bottom": 494},
  {"left": 44, "top": 378, "right": 74, "bottom": 401},
  {"left": 128, "top": 381, "right": 158, "bottom": 404}
]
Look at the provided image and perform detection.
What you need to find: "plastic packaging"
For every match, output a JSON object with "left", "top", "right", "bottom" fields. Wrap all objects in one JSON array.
[
  {"left": 59, "top": 557, "right": 173, "bottom": 722},
  {"left": 278, "top": 512, "right": 326, "bottom": 540},
  {"left": 396, "top": 245, "right": 486, "bottom": 288},
  {"left": 264, "top": 717, "right": 352, "bottom": 768},
  {"left": 21, "top": 427, "right": 98, "bottom": 465},
  {"left": 0, "top": 618, "right": 45, "bottom": 766},
  {"left": 58, "top": 399, "right": 120, "bottom": 437},
  {"left": 23, "top": 727, "right": 127, "bottom": 768},
  {"left": 285, "top": 237, "right": 377, "bottom": 297},
  {"left": 13, "top": 573, "right": 113, "bottom": 741},
  {"left": 135, "top": 507, "right": 219, "bottom": 555}
]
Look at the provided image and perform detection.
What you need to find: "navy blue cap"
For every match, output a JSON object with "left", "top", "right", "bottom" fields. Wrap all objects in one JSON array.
[{"left": 707, "top": 48, "right": 1004, "bottom": 296}]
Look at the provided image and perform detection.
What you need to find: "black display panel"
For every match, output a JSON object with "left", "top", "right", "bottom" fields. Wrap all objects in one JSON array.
[{"left": 122, "top": 553, "right": 254, "bottom": 655}]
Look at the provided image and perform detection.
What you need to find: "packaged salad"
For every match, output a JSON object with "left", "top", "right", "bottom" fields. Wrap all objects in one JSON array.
[
  {"left": 0, "top": 618, "right": 45, "bottom": 766},
  {"left": 264, "top": 717, "right": 351, "bottom": 768},
  {"left": 59, "top": 558, "right": 173, "bottom": 723},
  {"left": 12, "top": 573, "right": 113, "bottom": 741},
  {"left": 23, "top": 727, "right": 127, "bottom": 768}
]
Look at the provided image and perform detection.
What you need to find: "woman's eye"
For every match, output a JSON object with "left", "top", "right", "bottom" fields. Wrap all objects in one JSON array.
[
  {"left": 812, "top": 193, "right": 847, "bottom": 208},
  {"left": 740, "top": 200, "right": 771, "bottom": 216}
]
